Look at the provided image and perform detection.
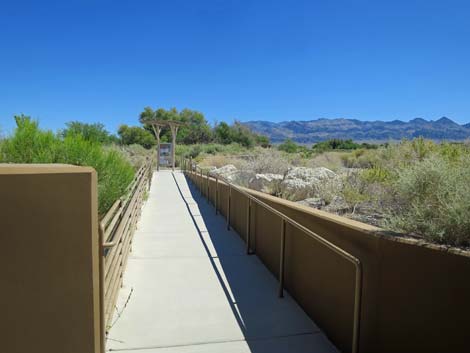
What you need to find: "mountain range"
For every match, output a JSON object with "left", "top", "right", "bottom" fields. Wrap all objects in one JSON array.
[{"left": 244, "top": 117, "right": 470, "bottom": 144}]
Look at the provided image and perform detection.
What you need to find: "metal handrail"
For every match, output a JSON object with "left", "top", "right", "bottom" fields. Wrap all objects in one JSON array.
[{"left": 182, "top": 159, "right": 362, "bottom": 353}]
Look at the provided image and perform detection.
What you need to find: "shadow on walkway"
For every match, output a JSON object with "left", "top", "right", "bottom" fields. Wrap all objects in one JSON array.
[{"left": 172, "top": 172, "right": 338, "bottom": 353}]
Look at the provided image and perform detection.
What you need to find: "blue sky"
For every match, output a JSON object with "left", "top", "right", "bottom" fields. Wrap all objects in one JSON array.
[{"left": 1, "top": 0, "right": 469, "bottom": 134}]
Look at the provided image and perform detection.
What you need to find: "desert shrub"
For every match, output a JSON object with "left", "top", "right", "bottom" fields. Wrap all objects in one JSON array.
[
  {"left": 256, "top": 134, "right": 270, "bottom": 147},
  {"left": 316, "top": 178, "right": 343, "bottom": 204},
  {"left": 199, "top": 154, "right": 237, "bottom": 168},
  {"left": 107, "top": 144, "right": 153, "bottom": 169},
  {"left": 340, "top": 170, "right": 372, "bottom": 207},
  {"left": 1, "top": 116, "right": 135, "bottom": 215},
  {"left": 361, "top": 166, "right": 391, "bottom": 183},
  {"left": 438, "top": 142, "right": 469, "bottom": 162},
  {"left": 242, "top": 148, "right": 290, "bottom": 174},
  {"left": 341, "top": 148, "right": 381, "bottom": 168},
  {"left": 176, "top": 143, "right": 247, "bottom": 161},
  {"left": 342, "top": 139, "right": 446, "bottom": 171},
  {"left": 188, "top": 145, "right": 202, "bottom": 159},
  {"left": 278, "top": 139, "right": 299, "bottom": 153},
  {"left": 307, "top": 151, "right": 347, "bottom": 171},
  {"left": 385, "top": 155, "right": 470, "bottom": 246},
  {"left": 198, "top": 147, "right": 291, "bottom": 175}
]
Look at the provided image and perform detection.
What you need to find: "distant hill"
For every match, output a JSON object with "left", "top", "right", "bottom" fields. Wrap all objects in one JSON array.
[{"left": 244, "top": 117, "right": 470, "bottom": 144}]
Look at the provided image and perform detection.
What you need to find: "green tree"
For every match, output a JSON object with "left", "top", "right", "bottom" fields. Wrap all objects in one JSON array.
[
  {"left": 139, "top": 107, "right": 213, "bottom": 144},
  {"left": 118, "top": 125, "right": 156, "bottom": 149},
  {"left": 61, "top": 121, "right": 117, "bottom": 144},
  {"left": 213, "top": 121, "right": 263, "bottom": 148},
  {"left": 177, "top": 109, "right": 213, "bottom": 144},
  {"left": 138, "top": 106, "right": 267, "bottom": 148},
  {"left": 230, "top": 121, "right": 256, "bottom": 147},
  {"left": 214, "top": 122, "right": 233, "bottom": 144}
]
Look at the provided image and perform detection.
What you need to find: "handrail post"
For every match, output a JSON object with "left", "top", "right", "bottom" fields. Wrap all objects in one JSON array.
[
  {"left": 147, "top": 166, "right": 151, "bottom": 189},
  {"left": 227, "top": 184, "right": 231, "bottom": 230},
  {"left": 279, "top": 218, "right": 286, "bottom": 298},
  {"left": 246, "top": 198, "right": 251, "bottom": 254},
  {"left": 215, "top": 176, "right": 218, "bottom": 215},
  {"left": 352, "top": 263, "right": 362, "bottom": 353},
  {"left": 199, "top": 169, "right": 203, "bottom": 195},
  {"left": 189, "top": 160, "right": 362, "bottom": 353},
  {"left": 206, "top": 171, "right": 210, "bottom": 203}
]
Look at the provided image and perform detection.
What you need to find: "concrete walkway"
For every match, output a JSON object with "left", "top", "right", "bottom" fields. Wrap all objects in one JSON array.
[{"left": 107, "top": 170, "right": 338, "bottom": 353}]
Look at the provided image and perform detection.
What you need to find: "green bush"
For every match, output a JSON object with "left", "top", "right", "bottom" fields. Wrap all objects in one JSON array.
[
  {"left": 118, "top": 125, "right": 156, "bottom": 149},
  {"left": 213, "top": 121, "right": 261, "bottom": 147},
  {"left": 341, "top": 148, "right": 379, "bottom": 168},
  {"left": 312, "top": 139, "right": 374, "bottom": 152},
  {"left": 60, "top": 121, "right": 118, "bottom": 144},
  {"left": 277, "top": 139, "right": 299, "bottom": 153},
  {"left": 385, "top": 155, "right": 470, "bottom": 246},
  {"left": 1, "top": 116, "right": 135, "bottom": 215},
  {"left": 361, "top": 166, "right": 391, "bottom": 183}
]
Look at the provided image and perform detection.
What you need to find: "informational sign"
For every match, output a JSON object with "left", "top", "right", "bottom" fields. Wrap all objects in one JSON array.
[{"left": 159, "top": 143, "right": 172, "bottom": 167}]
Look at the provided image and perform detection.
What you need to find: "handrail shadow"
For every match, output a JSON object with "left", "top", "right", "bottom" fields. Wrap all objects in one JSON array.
[{"left": 172, "top": 172, "right": 338, "bottom": 353}]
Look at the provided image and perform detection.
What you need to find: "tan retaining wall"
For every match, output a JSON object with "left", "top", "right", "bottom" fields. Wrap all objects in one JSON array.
[
  {"left": 188, "top": 171, "right": 470, "bottom": 353},
  {"left": 0, "top": 165, "right": 103, "bottom": 353}
]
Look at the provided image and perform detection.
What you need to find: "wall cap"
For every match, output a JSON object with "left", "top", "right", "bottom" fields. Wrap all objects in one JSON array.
[
  {"left": 0, "top": 164, "right": 95, "bottom": 175},
  {"left": 238, "top": 184, "right": 470, "bottom": 258}
]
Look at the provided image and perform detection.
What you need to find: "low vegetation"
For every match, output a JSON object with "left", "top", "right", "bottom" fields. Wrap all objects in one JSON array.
[
  {"left": 176, "top": 143, "right": 249, "bottom": 161},
  {"left": 312, "top": 139, "right": 378, "bottom": 152},
  {"left": 0, "top": 116, "right": 135, "bottom": 215},
  {"left": 199, "top": 138, "right": 470, "bottom": 248},
  {"left": 0, "top": 107, "right": 268, "bottom": 215},
  {"left": 3, "top": 107, "right": 469, "bottom": 248}
]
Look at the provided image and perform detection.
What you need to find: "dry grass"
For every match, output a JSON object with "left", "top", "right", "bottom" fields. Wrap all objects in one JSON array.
[
  {"left": 200, "top": 147, "right": 291, "bottom": 174},
  {"left": 199, "top": 154, "right": 246, "bottom": 169},
  {"left": 306, "top": 151, "right": 349, "bottom": 171}
]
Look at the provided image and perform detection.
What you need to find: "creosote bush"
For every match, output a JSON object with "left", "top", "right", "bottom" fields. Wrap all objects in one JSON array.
[
  {"left": 385, "top": 155, "right": 470, "bottom": 247},
  {"left": 1, "top": 116, "right": 135, "bottom": 215}
]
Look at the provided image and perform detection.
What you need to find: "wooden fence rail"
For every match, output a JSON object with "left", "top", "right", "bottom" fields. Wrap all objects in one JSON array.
[{"left": 99, "top": 157, "right": 154, "bottom": 332}]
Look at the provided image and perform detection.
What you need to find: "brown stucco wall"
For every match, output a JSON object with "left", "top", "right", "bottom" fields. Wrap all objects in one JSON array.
[
  {"left": 187, "top": 171, "right": 470, "bottom": 353},
  {"left": 0, "top": 165, "right": 102, "bottom": 353}
]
